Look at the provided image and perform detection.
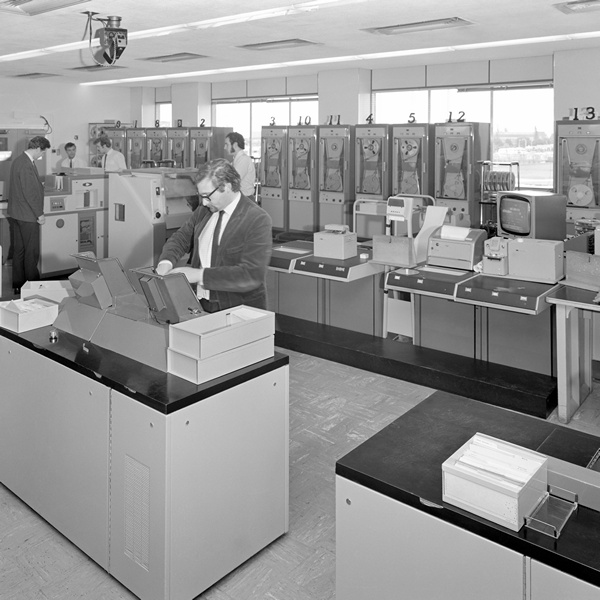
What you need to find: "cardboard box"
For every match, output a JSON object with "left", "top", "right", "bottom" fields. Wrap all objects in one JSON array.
[
  {"left": 442, "top": 433, "right": 548, "bottom": 531},
  {"left": 313, "top": 229, "right": 357, "bottom": 260},
  {"left": 169, "top": 306, "right": 275, "bottom": 360},
  {"left": 167, "top": 336, "right": 274, "bottom": 384},
  {"left": 21, "top": 280, "right": 74, "bottom": 303},
  {"left": 0, "top": 297, "right": 59, "bottom": 333}
]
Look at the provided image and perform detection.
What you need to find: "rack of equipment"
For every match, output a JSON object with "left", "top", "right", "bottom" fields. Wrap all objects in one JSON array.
[
  {"left": 391, "top": 123, "right": 434, "bottom": 198},
  {"left": 434, "top": 122, "right": 491, "bottom": 228},
  {"left": 261, "top": 125, "right": 288, "bottom": 232},
  {"left": 318, "top": 124, "right": 355, "bottom": 230},
  {"left": 353, "top": 124, "right": 392, "bottom": 238},
  {"left": 478, "top": 160, "right": 520, "bottom": 229},
  {"left": 288, "top": 125, "right": 318, "bottom": 233},
  {"left": 555, "top": 119, "right": 600, "bottom": 235}
]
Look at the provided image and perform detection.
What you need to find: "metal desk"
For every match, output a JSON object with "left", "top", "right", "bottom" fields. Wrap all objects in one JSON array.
[
  {"left": 268, "top": 240, "right": 386, "bottom": 336},
  {"left": 546, "top": 285, "right": 599, "bottom": 423}
]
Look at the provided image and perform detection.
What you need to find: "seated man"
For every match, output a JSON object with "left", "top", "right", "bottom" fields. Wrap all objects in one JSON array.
[
  {"left": 59, "top": 142, "right": 87, "bottom": 169},
  {"left": 156, "top": 159, "right": 272, "bottom": 312}
]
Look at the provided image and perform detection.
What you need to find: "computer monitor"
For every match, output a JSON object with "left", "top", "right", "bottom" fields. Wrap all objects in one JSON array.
[{"left": 496, "top": 190, "right": 567, "bottom": 241}]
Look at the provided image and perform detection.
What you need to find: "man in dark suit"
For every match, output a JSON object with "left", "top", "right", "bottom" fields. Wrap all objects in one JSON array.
[
  {"left": 8, "top": 136, "right": 51, "bottom": 294},
  {"left": 156, "top": 159, "right": 272, "bottom": 312}
]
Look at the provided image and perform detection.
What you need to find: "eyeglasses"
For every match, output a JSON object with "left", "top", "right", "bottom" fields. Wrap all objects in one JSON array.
[{"left": 198, "top": 186, "right": 219, "bottom": 202}]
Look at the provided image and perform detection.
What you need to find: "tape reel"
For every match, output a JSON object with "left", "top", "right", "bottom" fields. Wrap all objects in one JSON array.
[{"left": 568, "top": 184, "right": 594, "bottom": 206}]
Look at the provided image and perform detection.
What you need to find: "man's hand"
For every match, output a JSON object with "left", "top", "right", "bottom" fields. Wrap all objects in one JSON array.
[
  {"left": 37, "top": 215, "right": 46, "bottom": 225},
  {"left": 155, "top": 260, "right": 173, "bottom": 276},
  {"left": 170, "top": 266, "right": 203, "bottom": 284}
]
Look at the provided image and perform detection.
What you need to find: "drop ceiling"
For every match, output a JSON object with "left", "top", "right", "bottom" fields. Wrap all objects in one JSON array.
[{"left": 1, "top": 0, "right": 599, "bottom": 87}]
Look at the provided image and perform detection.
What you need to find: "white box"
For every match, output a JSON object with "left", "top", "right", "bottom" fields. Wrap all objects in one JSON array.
[
  {"left": 442, "top": 433, "right": 548, "bottom": 531},
  {"left": 169, "top": 306, "right": 274, "bottom": 360},
  {"left": 0, "top": 297, "right": 59, "bottom": 333},
  {"left": 167, "top": 336, "right": 274, "bottom": 384},
  {"left": 21, "top": 280, "right": 75, "bottom": 303},
  {"left": 313, "top": 230, "right": 358, "bottom": 260}
]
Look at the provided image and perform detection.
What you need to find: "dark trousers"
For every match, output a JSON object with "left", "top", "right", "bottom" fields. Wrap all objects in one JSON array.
[{"left": 12, "top": 218, "right": 40, "bottom": 289}]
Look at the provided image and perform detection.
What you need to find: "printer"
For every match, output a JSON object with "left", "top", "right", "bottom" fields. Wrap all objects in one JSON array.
[{"left": 427, "top": 225, "right": 486, "bottom": 270}]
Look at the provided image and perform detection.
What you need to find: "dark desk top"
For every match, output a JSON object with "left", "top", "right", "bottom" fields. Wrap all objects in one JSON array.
[
  {"left": 546, "top": 284, "right": 600, "bottom": 312},
  {"left": 0, "top": 325, "right": 289, "bottom": 415},
  {"left": 336, "top": 391, "right": 600, "bottom": 587}
]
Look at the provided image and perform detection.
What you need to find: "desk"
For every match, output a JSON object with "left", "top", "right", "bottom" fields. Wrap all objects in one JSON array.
[
  {"left": 268, "top": 240, "right": 386, "bottom": 336},
  {"left": 547, "top": 285, "right": 599, "bottom": 423},
  {"left": 385, "top": 268, "right": 557, "bottom": 375},
  {"left": 0, "top": 325, "right": 289, "bottom": 600},
  {"left": 336, "top": 392, "right": 600, "bottom": 600}
]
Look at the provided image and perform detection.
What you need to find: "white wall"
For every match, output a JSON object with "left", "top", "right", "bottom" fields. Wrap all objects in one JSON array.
[
  {"left": 0, "top": 79, "right": 132, "bottom": 172},
  {"left": 554, "top": 47, "right": 600, "bottom": 121}
]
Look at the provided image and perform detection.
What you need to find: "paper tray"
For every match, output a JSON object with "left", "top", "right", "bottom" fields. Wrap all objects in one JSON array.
[{"left": 169, "top": 306, "right": 274, "bottom": 360}]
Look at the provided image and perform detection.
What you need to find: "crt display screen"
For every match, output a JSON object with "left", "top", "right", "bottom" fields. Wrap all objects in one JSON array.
[{"left": 499, "top": 196, "right": 531, "bottom": 236}]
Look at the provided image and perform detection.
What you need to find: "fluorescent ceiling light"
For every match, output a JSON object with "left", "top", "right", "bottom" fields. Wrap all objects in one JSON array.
[
  {"left": 238, "top": 39, "right": 318, "bottom": 51},
  {"left": 555, "top": 0, "right": 600, "bottom": 13},
  {"left": 364, "top": 17, "right": 473, "bottom": 36},
  {"left": 81, "top": 30, "right": 600, "bottom": 87}
]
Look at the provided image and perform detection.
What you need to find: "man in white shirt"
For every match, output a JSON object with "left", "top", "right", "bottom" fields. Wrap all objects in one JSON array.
[
  {"left": 59, "top": 142, "right": 87, "bottom": 170},
  {"left": 224, "top": 132, "right": 256, "bottom": 198},
  {"left": 94, "top": 135, "right": 127, "bottom": 172}
]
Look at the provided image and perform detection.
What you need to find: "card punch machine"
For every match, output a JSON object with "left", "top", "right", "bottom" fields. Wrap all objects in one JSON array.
[
  {"left": 53, "top": 252, "right": 204, "bottom": 372},
  {"left": 427, "top": 225, "right": 487, "bottom": 270}
]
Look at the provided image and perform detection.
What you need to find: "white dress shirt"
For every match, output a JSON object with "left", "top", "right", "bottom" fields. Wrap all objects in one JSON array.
[
  {"left": 103, "top": 148, "right": 127, "bottom": 172},
  {"left": 233, "top": 151, "right": 256, "bottom": 197},
  {"left": 59, "top": 156, "right": 87, "bottom": 169},
  {"left": 196, "top": 193, "right": 241, "bottom": 298}
]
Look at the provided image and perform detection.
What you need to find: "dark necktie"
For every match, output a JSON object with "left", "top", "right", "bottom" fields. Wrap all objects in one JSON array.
[
  {"left": 70, "top": 159, "right": 73, "bottom": 168},
  {"left": 211, "top": 211, "right": 224, "bottom": 267}
]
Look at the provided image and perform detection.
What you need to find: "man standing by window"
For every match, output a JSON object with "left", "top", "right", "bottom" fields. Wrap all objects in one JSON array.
[{"left": 224, "top": 132, "right": 256, "bottom": 198}]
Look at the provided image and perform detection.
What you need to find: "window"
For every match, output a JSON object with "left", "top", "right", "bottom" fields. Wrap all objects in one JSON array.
[
  {"left": 214, "top": 96, "right": 318, "bottom": 159},
  {"left": 492, "top": 88, "right": 554, "bottom": 189},
  {"left": 374, "top": 86, "right": 554, "bottom": 189},
  {"left": 156, "top": 102, "right": 172, "bottom": 127}
]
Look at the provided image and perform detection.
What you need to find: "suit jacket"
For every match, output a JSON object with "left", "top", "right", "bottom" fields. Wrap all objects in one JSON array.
[
  {"left": 158, "top": 194, "right": 273, "bottom": 310},
  {"left": 8, "top": 152, "right": 44, "bottom": 223}
]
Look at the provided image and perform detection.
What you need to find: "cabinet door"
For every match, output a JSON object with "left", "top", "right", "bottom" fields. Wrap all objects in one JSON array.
[
  {"left": 336, "top": 476, "right": 524, "bottom": 600},
  {"left": 0, "top": 336, "right": 110, "bottom": 568},
  {"left": 530, "top": 559, "right": 600, "bottom": 599},
  {"left": 40, "top": 211, "right": 79, "bottom": 274}
]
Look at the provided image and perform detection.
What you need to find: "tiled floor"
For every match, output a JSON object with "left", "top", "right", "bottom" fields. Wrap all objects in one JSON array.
[{"left": 0, "top": 348, "right": 435, "bottom": 600}]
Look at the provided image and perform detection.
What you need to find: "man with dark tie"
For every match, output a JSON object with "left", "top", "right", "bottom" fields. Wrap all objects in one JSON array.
[
  {"left": 7, "top": 135, "right": 51, "bottom": 294},
  {"left": 59, "top": 142, "right": 86, "bottom": 170},
  {"left": 93, "top": 135, "right": 127, "bottom": 172},
  {"left": 156, "top": 159, "right": 272, "bottom": 312}
]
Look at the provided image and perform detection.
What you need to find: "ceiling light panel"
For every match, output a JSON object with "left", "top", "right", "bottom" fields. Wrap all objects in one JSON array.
[
  {"left": 141, "top": 52, "right": 208, "bottom": 63},
  {"left": 13, "top": 72, "right": 57, "bottom": 78},
  {"left": 238, "top": 38, "right": 319, "bottom": 51},
  {"left": 363, "top": 17, "right": 473, "bottom": 35},
  {"left": 554, "top": 0, "right": 600, "bottom": 13}
]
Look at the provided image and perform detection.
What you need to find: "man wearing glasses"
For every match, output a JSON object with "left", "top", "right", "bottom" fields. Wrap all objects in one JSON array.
[{"left": 155, "top": 159, "right": 272, "bottom": 312}]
